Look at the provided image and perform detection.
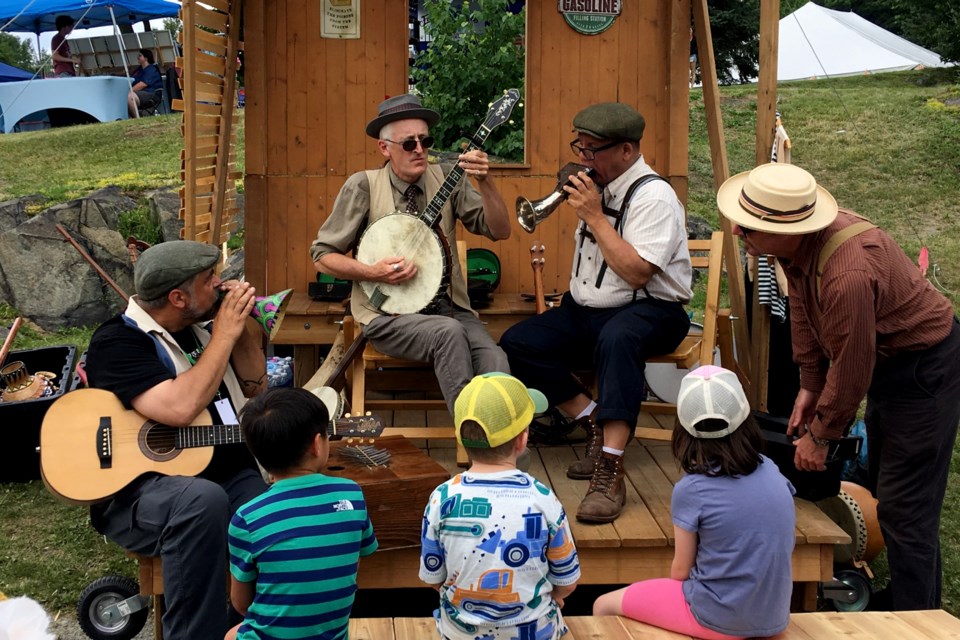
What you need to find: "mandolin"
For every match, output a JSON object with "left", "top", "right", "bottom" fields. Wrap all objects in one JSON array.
[{"left": 39, "top": 388, "right": 384, "bottom": 505}]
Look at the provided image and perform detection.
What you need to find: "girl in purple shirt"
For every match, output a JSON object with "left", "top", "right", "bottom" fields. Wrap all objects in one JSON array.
[{"left": 594, "top": 365, "right": 796, "bottom": 639}]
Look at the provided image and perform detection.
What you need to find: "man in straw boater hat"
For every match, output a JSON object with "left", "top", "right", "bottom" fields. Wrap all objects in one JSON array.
[
  {"left": 717, "top": 162, "right": 960, "bottom": 611},
  {"left": 310, "top": 94, "right": 512, "bottom": 417},
  {"left": 84, "top": 240, "right": 268, "bottom": 638},
  {"left": 501, "top": 103, "right": 693, "bottom": 523}
]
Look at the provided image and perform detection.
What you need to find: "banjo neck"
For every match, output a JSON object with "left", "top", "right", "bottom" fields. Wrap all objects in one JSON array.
[{"left": 419, "top": 126, "right": 492, "bottom": 229}]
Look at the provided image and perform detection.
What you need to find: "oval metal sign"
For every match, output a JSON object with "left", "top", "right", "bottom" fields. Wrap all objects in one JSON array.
[{"left": 558, "top": 0, "right": 622, "bottom": 36}]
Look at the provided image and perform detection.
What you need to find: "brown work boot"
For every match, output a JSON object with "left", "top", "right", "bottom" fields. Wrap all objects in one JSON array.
[
  {"left": 576, "top": 452, "right": 626, "bottom": 523},
  {"left": 566, "top": 415, "right": 603, "bottom": 480}
]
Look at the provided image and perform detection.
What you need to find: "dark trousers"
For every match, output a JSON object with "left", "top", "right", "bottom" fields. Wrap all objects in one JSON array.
[
  {"left": 93, "top": 469, "right": 266, "bottom": 639},
  {"left": 499, "top": 292, "right": 690, "bottom": 428},
  {"left": 866, "top": 318, "right": 960, "bottom": 610}
]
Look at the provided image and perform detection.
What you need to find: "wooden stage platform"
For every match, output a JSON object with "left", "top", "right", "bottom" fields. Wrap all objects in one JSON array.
[
  {"left": 347, "top": 611, "right": 960, "bottom": 639},
  {"left": 347, "top": 411, "right": 850, "bottom": 611}
]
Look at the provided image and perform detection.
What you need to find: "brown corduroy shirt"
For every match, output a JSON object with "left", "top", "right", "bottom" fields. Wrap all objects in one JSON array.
[{"left": 782, "top": 209, "right": 955, "bottom": 440}]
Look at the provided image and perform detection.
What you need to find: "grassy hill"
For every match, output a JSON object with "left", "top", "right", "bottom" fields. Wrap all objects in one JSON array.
[{"left": 0, "top": 69, "right": 959, "bottom": 615}]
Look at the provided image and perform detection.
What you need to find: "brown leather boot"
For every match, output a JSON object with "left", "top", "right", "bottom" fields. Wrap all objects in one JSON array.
[
  {"left": 566, "top": 416, "right": 603, "bottom": 480},
  {"left": 576, "top": 452, "right": 626, "bottom": 523}
]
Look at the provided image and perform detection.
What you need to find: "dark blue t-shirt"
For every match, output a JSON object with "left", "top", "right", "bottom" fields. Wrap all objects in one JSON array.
[{"left": 133, "top": 64, "right": 163, "bottom": 93}]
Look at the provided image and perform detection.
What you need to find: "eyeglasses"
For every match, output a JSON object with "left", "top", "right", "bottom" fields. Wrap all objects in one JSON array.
[
  {"left": 383, "top": 135, "right": 434, "bottom": 153},
  {"left": 737, "top": 225, "right": 754, "bottom": 237},
  {"left": 570, "top": 139, "right": 622, "bottom": 161}
]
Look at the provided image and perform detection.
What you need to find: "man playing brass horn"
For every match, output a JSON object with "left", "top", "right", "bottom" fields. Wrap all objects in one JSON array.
[
  {"left": 501, "top": 103, "right": 692, "bottom": 523},
  {"left": 84, "top": 240, "right": 268, "bottom": 638}
]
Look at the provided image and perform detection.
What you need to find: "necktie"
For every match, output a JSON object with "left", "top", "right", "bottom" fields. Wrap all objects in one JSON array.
[{"left": 404, "top": 184, "right": 420, "bottom": 213}]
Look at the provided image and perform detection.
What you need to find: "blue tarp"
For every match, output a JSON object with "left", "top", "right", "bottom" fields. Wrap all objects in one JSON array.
[
  {"left": 0, "top": 61, "right": 34, "bottom": 83},
  {"left": 0, "top": 0, "right": 180, "bottom": 34}
]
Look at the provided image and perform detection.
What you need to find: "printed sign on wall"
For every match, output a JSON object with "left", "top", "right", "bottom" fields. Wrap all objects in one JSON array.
[
  {"left": 558, "top": 0, "right": 622, "bottom": 36},
  {"left": 322, "top": 0, "right": 360, "bottom": 39}
]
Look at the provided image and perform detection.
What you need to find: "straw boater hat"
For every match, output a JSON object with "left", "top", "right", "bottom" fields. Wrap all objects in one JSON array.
[
  {"left": 365, "top": 94, "right": 440, "bottom": 139},
  {"left": 716, "top": 163, "right": 839, "bottom": 234}
]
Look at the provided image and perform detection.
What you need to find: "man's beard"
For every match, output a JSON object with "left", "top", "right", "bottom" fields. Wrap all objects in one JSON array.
[{"left": 185, "top": 294, "right": 218, "bottom": 323}]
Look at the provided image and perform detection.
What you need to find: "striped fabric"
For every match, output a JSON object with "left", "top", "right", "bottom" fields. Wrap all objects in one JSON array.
[
  {"left": 229, "top": 474, "right": 378, "bottom": 640},
  {"left": 756, "top": 256, "right": 787, "bottom": 321}
]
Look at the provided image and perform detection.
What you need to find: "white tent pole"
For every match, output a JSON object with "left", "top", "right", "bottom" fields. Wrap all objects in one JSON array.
[{"left": 109, "top": 4, "right": 137, "bottom": 118}]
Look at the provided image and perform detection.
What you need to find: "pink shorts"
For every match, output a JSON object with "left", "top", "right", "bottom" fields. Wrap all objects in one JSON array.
[{"left": 621, "top": 578, "right": 744, "bottom": 640}]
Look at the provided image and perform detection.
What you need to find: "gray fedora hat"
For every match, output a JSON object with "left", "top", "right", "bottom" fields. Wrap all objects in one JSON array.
[{"left": 365, "top": 94, "right": 440, "bottom": 138}]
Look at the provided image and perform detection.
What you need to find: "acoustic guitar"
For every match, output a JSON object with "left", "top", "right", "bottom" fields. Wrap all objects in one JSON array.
[
  {"left": 355, "top": 88, "right": 521, "bottom": 314},
  {"left": 39, "top": 388, "right": 384, "bottom": 505}
]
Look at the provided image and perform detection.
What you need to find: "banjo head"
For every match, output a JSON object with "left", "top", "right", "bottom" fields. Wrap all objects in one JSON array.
[{"left": 356, "top": 213, "right": 445, "bottom": 315}]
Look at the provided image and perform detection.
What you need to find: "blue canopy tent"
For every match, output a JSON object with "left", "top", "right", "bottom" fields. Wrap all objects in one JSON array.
[
  {"left": 0, "top": 1, "right": 180, "bottom": 35},
  {"left": 0, "top": 61, "right": 33, "bottom": 83}
]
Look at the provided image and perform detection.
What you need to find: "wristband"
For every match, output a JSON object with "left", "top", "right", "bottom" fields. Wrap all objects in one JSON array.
[{"left": 809, "top": 434, "right": 832, "bottom": 448}]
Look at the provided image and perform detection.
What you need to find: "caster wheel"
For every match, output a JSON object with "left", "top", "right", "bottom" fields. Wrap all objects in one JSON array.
[
  {"left": 832, "top": 569, "right": 872, "bottom": 612},
  {"left": 77, "top": 575, "right": 148, "bottom": 640}
]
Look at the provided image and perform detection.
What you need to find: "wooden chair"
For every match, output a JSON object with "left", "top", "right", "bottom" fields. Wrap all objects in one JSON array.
[{"left": 135, "top": 553, "right": 165, "bottom": 640}]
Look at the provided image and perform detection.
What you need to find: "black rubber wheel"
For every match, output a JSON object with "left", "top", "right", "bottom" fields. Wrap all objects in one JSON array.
[
  {"left": 832, "top": 569, "right": 872, "bottom": 612},
  {"left": 77, "top": 575, "right": 148, "bottom": 640}
]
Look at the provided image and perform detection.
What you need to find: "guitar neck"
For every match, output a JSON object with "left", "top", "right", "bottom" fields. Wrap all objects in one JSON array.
[
  {"left": 420, "top": 125, "right": 492, "bottom": 229},
  {"left": 172, "top": 419, "right": 348, "bottom": 450},
  {"left": 174, "top": 423, "right": 244, "bottom": 449}
]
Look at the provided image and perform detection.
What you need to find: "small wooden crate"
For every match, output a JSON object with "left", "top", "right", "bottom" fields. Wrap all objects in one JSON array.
[{"left": 324, "top": 436, "right": 450, "bottom": 550}]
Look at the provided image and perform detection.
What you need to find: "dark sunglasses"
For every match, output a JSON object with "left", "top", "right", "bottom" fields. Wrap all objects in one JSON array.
[
  {"left": 383, "top": 135, "right": 434, "bottom": 152},
  {"left": 569, "top": 138, "right": 621, "bottom": 161}
]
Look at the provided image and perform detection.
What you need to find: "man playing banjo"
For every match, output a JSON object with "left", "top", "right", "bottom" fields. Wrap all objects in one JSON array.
[{"left": 310, "top": 94, "right": 512, "bottom": 415}]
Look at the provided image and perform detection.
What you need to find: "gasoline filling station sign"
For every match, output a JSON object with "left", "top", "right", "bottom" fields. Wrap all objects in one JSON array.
[{"left": 558, "top": 0, "right": 622, "bottom": 35}]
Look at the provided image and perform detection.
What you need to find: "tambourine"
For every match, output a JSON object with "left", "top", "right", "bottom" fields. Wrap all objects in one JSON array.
[{"left": 817, "top": 480, "right": 885, "bottom": 565}]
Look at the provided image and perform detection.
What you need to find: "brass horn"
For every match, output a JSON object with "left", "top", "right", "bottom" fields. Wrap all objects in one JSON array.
[{"left": 516, "top": 162, "right": 596, "bottom": 233}]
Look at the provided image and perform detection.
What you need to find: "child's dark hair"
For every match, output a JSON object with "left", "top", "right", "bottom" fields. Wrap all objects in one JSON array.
[
  {"left": 139, "top": 48, "right": 155, "bottom": 65},
  {"left": 56, "top": 15, "right": 75, "bottom": 30},
  {"left": 671, "top": 414, "right": 764, "bottom": 477},
  {"left": 239, "top": 387, "right": 328, "bottom": 473},
  {"left": 459, "top": 420, "right": 524, "bottom": 463}
]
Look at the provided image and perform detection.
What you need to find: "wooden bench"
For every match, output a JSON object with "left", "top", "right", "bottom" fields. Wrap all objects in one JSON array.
[{"left": 353, "top": 611, "right": 960, "bottom": 639}]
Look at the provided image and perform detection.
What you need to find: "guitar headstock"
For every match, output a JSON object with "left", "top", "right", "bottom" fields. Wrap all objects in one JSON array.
[
  {"left": 482, "top": 89, "right": 521, "bottom": 133},
  {"left": 331, "top": 412, "right": 385, "bottom": 443},
  {"left": 530, "top": 243, "right": 545, "bottom": 272}
]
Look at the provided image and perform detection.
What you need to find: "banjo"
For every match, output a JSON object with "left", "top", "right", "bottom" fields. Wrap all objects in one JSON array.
[{"left": 355, "top": 89, "right": 520, "bottom": 315}]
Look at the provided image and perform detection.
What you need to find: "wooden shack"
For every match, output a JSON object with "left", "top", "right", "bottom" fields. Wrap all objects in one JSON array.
[{"left": 239, "top": 0, "right": 694, "bottom": 298}]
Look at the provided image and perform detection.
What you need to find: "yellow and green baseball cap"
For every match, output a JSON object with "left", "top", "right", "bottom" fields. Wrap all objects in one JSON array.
[{"left": 454, "top": 372, "right": 548, "bottom": 448}]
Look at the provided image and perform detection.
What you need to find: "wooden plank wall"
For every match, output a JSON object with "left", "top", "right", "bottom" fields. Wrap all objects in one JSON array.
[
  {"left": 178, "top": 0, "right": 242, "bottom": 245},
  {"left": 244, "top": 0, "right": 690, "bottom": 297}
]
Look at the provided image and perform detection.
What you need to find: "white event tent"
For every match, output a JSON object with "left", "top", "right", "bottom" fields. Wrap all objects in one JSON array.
[{"left": 779, "top": 2, "right": 950, "bottom": 81}]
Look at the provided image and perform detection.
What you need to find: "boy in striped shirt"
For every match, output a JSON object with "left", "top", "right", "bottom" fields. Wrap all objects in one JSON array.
[{"left": 227, "top": 387, "right": 378, "bottom": 640}]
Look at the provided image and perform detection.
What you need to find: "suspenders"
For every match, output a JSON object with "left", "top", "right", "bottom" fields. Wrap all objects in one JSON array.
[{"left": 576, "top": 173, "right": 668, "bottom": 300}]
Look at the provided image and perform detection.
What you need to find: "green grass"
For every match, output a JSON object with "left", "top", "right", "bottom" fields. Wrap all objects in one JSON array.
[{"left": 1, "top": 70, "right": 959, "bottom": 614}]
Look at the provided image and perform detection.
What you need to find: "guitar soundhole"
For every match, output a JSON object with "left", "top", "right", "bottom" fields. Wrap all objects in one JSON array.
[{"left": 139, "top": 422, "right": 180, "bottom": 462}]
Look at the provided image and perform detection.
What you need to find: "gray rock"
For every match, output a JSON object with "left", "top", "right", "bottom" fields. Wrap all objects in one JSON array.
[
  {"left": 146, "top": 187, "right": 183, "bottom": 242},
  {"left": 686, "top": 214, "right": 714, "bottom": 240},
  {"left": 222, "top": 248, "right": 244, "bottom": 282},
  {"left": 0, "top": 191, "right": 134, "bottom": 331},
  {"left": 0, "top": 194, "right": 45, "bottom": 234}
]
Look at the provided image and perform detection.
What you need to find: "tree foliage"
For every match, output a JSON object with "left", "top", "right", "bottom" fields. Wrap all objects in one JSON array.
[
  {"left": 411, "top": 0, "right": 525, "bottom": 162},
  {"left": 0, "top": 32, "right": 40, "bottom": 73},
  {"left": 707, "top": 0, "right": 761, "bottom": 84}
]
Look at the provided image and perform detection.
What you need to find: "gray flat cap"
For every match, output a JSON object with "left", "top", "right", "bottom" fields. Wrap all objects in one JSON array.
[
  {"left": 572, "top": 102, "right": 645, "bottom": 141},
  {"left": 135, "top": 241, "right": 221, "bottom": 301}
]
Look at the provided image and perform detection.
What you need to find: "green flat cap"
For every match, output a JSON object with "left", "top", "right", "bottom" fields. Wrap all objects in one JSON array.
[
  {"left": 135, "top": 241, "right": 221, "bottom": 301},
  {"left": 573, "top": 102, "right": 645, "bottom": 141}
]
